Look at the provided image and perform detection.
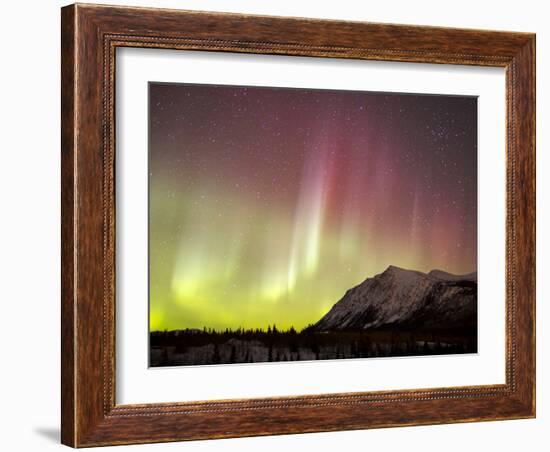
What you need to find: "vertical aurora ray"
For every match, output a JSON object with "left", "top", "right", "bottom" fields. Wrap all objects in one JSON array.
[
  {"left": 287, "top": 124, "right": 333, "bottom": 289},
  {"left": 149, "top": 83, "right": 477, "bottom": 331}
]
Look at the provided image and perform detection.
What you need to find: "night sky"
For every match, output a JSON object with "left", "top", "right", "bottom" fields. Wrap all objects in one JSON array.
[{"left": 149, "top": 83, "right": 477, "bottom": 331}]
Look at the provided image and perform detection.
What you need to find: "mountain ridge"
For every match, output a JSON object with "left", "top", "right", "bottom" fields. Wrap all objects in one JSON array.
[{"left": 313, "top": 265, "right": 477, "bottom": 333}]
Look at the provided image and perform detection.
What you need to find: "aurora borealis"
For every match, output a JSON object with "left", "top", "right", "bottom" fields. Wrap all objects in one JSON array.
[{"left": 149, "top": 83, "right": 477, "bottom": 332}]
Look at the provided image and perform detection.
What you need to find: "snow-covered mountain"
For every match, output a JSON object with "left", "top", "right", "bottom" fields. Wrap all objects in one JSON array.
[{"left": 313, "top": 265, "right": 477, "bottom": 332}]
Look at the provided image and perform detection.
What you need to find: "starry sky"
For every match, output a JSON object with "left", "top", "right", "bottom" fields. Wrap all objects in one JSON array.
[{"left": 149, "top": 82, "right": 477, "bottom": 332}]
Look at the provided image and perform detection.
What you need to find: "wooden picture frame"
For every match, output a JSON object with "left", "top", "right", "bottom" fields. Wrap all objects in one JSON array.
[{"left": 61, "top": 3, "right": 535, "bottom": 447}]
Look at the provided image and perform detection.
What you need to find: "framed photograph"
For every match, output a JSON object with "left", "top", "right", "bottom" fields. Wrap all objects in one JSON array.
[{"left": 61, "top": 3, "right": 535, "bottom": 447}]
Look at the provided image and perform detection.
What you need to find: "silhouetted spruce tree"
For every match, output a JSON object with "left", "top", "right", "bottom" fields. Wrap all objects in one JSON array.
[
  {"left": 350, "top": 340, "right": 358, "bottom": 358},
  {"left": 160, "top": 347, "right": 169, "bottom": 366},
  {"left": 290, "top": 337, "right": 298, "bottom": 353},
  {"left": 359, "top": 337, "right": 371, "bottom": 358},
  {"left": 390, "top": 336, "right": 397, "bottom": 354},
  {"left": 311, "top": 338, "right": 319, "bottom": 355},
  {"left": 212, "top": 343, "right": 221, "bottom": 364},
  {"left": 409, "top": 334, "right": 417, "bottom": 354}
]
